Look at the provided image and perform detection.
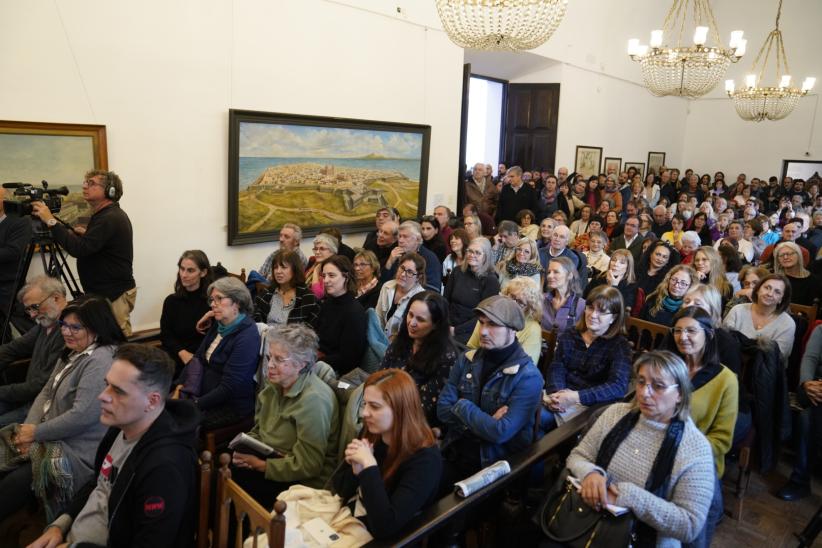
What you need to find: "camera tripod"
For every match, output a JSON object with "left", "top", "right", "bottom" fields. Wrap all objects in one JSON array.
[{"left": 0, "top": 221, "right": 83, "bottom": 341}]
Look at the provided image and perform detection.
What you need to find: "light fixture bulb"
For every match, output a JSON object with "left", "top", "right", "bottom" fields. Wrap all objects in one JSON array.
[
  {"left": 725, "top": 80, "right": 735, "bottom": 93},
  {"left": 779, "top": 75, "right": 791, "bottom": 88},
  {"left": 650, "top": 30, "right": 663, "bottom": 48},
  {"left": 735, "top": 39, "right": 747, "bottom": 56},
  {"left": 745, "top": 74, "right": 757, "bottom": 88},
  {"left": 729, "top": 30, "right": 744, "bottom": 49},
  {"left": 693, "top": 26, "right": 709, "bottom": 46},
  {"left": 628, "top": 38, "right": 640, "bottom": 55}
]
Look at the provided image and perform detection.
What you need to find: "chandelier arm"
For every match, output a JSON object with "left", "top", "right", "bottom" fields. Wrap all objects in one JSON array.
[
  {"left": 662, "top": 0, "right": 683, "bottom": 32},
  {"left": 702, "top": 0, "right": 723, "bottom": 47},
  {"left": 777, "top": 31, "right": 791, "bottom": 79},
  {"left": 775, "top": 0, "right": 783, "bottom": 29},
  {"left": 675, "top": 0, "right": 688, "bottom": 47},
  {"left": 758, "top": 34, "right": 776, "bottom": 86}
]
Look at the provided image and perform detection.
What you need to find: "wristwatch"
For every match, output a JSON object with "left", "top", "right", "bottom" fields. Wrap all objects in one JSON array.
[{"left": 46, "top": 218, "right": 58, "bottom": 228}]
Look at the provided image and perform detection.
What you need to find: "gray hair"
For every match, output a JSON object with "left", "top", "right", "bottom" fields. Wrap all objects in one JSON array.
[
  {"left": 508, "top": 165, "right": 523, "bottom": 177},
  {"left": 17, "top": 275, "right": 66, "bottom": 302},
  {"left": 313, "top": 233, "right": 339, "bottom": 254},
  {"left": 266, "top": 323, "right": 319, "bottom": 373},
  {"left": 681, "top": 230, "right": 701, "bottom": 246},
  {"left": 463, "top": 237, "right": 495, "bottom": 277},
  {"left": 464, "top": 214, "right": 482, "bottom": 233},
  {"left": 633, "top": 350, "right": 692, "bottom": 421},
  {"left": 400, "top": 220, "right": 423, "bottom": 243},
  {"left": 207, "top": 276, "right": 253, "bottom": 314},
  {"left": 497, "top": 220, "right": 519, "bottom": 236},
  {"left": 281, "top": 222, "right": 302, "bottom": 241}
]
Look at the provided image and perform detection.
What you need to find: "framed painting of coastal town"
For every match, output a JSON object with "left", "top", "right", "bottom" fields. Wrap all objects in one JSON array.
[
  {"left": 574, "top": 145, "right": 602, "bottom": 179},
  {"left": 228, "top": 110, "right": 431, "bottom": 245},
  {"left": 0, "top": 120, "right": 107, "bottom": 226}
]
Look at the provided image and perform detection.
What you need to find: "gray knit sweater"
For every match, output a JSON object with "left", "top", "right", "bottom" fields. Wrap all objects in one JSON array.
[{"left": 566, "top": 402, "right": 714, "bottom": 546}]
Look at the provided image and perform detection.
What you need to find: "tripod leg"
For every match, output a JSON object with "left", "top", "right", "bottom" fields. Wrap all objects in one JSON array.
[{"left": 795, "top": 504, "right": 822, "bottom": 547}]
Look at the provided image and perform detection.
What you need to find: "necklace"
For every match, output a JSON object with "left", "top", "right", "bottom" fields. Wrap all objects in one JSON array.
[{"left": 751, "top": 305, "right": 775, "bottom": 330}]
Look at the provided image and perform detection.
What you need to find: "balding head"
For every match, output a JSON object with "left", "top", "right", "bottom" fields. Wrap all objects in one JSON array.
[{"left": 550, "top": 224, "right": 571, "bottom": 252}]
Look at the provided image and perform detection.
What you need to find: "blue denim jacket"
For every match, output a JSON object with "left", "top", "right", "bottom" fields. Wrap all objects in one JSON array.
[{"left": 437, "top": 344, "right": 543, "bottom": 467}]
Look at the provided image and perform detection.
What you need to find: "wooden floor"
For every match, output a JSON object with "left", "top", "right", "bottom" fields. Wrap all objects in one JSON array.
[{"left": 716, "top": 454, "right": 821, "bottom": 548}]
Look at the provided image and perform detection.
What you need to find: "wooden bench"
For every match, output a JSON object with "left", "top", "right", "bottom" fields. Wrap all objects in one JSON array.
[
  {"left": 215, "top": 453, "right": 286, "bottom": 548},
  {"left": 366, "top": 407, "right": 596, "bottom": 547},
  {"left": 626, "top": 316, "right": 669, "bottom": 354}
]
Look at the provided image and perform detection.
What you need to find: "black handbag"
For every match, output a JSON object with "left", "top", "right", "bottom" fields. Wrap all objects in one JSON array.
[{"left": 537, "top": 468, "right": 636, "bottom": 548}]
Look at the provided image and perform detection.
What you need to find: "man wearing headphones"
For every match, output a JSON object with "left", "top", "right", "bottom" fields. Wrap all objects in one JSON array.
[{"left": 32, "top": 170, "right": 136, "bottom": 335}]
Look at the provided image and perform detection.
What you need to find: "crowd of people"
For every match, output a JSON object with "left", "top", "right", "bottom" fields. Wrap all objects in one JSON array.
[{"left": 0, "top": 163, "right": 819, "bottom": 547}]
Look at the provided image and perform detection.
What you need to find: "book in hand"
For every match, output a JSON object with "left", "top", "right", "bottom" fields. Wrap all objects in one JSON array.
[{"left": 228, "top": 432, "right": 282, "bottom": 459}]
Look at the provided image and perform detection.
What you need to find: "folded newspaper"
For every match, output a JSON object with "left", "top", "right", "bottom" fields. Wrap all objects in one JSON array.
[
  {"left": 228, "top": 432, "right": 281, "bottom": 459},
  {"left": 454, "top": 460, "right": 511, "bottom": 497}
]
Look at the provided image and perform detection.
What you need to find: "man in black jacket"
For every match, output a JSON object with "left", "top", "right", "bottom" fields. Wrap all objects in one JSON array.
[
  {"left": 28, "top": 344, "right": 199, "bottom": 548},
  {"left": 495, "top": 166, "right": 537, "bottom": 224},
  {"left": 31, "top": 170, "right": 136, "bottom": 336},
  {"left": 0, "top": 196, "right": 32, "bottom": 339}
]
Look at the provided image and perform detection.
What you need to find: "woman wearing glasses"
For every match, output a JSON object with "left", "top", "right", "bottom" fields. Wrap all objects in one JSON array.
[
  {"left": 0, "top": 295, "right": 125, "bottom": 522},
  {"left": 231, "top": 324, "right": 340, "bottom": 509},
  {"left": 375, "top": 253, "right": 426, "bottom": 341},
  {"left": 188, "top": 276, "right": 261, "bottom": 429},
  {"left": 773, "top": 241, "right": 821, "bottom": 306},
  {"left": 542, "top": 286, "right": 632, "bottom": 431},
  {"left": 639, "top": 264, "right": 699, "bottom": 326},
  {"left": 304, "top": 233, "right": 339, "bottom": 299},
  {"left": 352, "top": 249, "right": 382, "bottom": 310},
  {"left": 444, "top": 237, "right": 500, "bottom": 345},
  {"left": 496, "top": 237, "right": 543, "bottom": 291},
  {"left": 664, "top": 307, "right": 740, "bottom": 546},
  {"left": 566, "top": 351, "right": 714, "bottom": 546}
]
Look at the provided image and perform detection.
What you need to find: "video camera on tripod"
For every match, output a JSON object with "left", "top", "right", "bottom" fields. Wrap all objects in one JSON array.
[{"left": 2, "top": 180, "right": 69, "bottom": 217}]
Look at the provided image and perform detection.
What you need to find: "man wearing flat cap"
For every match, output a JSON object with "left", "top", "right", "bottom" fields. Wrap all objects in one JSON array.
[{"left": 437, "top": 295, "right": 543, "bottom": 480}]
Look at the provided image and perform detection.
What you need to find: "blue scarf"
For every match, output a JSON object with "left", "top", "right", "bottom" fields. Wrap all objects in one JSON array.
[
  {"left": 217, "top": 313, "right": 247, "bottom": 337},
  {"left": 661, "top": 295, "right": 683, "bottom": 313}
]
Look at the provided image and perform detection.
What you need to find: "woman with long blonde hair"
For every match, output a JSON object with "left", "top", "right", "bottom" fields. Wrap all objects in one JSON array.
[
  {"left": 639, "top": 264, "right": 699, "bottom": 325},
  {"left": 334, "top": 369, "right": 442, "bottom": 540}
]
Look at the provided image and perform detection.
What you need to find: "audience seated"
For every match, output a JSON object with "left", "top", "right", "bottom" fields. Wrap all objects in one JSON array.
[
  {"left": 536, "top": 217, "right": 556, "bottom": 249},
  {"left": 313, "top": 255, "right": 367, "bottom": 375},
  {"left": 375, "top": 252, "right": 426, "bottom": 341},
  {"left": 420, "top": 215, "right": 448, "bottom": 263},
  {"left": 723, "top": 273, "right": 796, "bottom": 365},
  {"left": 442, "top": 228, "right": 469, "bottom": 288},
  {"left": 186, "top": 277, "right": 260, "bottom": 430},
  {"left": 568, "top": 205, "right": 593, "bottom": 242},
  {"left": 583, "top": 249, "right": 637, "bottom": 312},
  {"left": 28, "top": 344, "right": 199, "bottom": 548},
  {"left": 542, "top": 285, "right": 632, "bottom": 431},
  {"left": 0, "top": 276, "right": 66, "bottom": 428},
  {"left": 496, "top": 237, "right": 542, "bottom": 290},
  {"left": 160, "top": 250, "right": 213, "bottom": 376},
  {"left": 321, "top": 227, "right": 355, "bottom": 261},
  {"left": 492, "top": 220, "right": 520, "bottom": 265},
  {"left": 352, "top": 249, "right": 382, "bottom": 309},
  {"left": 363, "top": 207, "right": 399, "bottom": 252},
  {"left": 610, "top": 215, "right": 645, "bottom": 264},
  {"left": 679, "top": 230, "right": 701, "bottom": 265},
  {"left": 365, "top": 218, "right": 399, "bottom": 274},
  {"left": 253, "top": 249, "right": 319, "bottom": 327},
  {"left": 444, "top": 237, "right": 500, "bottom": 345},
  {"left": 380, "top": 291, "right": 457, "bottom": 428},
  {"left": 682, "top": 284, "right": 743, "bottom": 375},
  {"left": 0, "top": 295, "right": 125, "bottom": 522},
  {"left": 724, "top": 264, "right": 769, "bottom": 315},
  {"left": 334, "top": 369, "right": 442, "bottom": 540},
  {"left": 438, "top": 295, "right": 542, "bottom": 480},
  {"left": 692, "top": 246, "right": 733, "bottom": 307},
  {"left": 256, "top": 223, "right": 308, "bottom": 280},
  {"left": 566, "top": 351, "right": 714, "bottom": 546},
  {"left": 717, "top": 243, "right": 743, "bottom": 293},
  {"left": 516, "top": 209, "right": 539, "bottom": 240},
  {"left": 466, "top": 277, "right": 543, "bottom": 364},
  {"left": 639, "top": 264, "right": 698, "bottom": 325},
  {"left": 383, "top": 221, "right": 442, "bottom": 293},
  {"left": 773, "top": 241, "right": 821, "bottom": 306},
  {"left": 230, "top": 324, "right": 339, "bottom": 509},
  {"left": 542, "top": 256, "right": 586, "bottom": 332},
  {"left": 305, "top": 233, "right": 338, "bottom": 299},
  {"left": 581, "top": 229, "right": 610, "bottom": 277},
  {"left": 664, "top": 308, "right": 741, "bottom": 546}
]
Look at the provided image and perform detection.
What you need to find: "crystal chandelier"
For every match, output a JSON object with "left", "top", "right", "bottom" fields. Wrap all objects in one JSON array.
[
  {"left": 724, "top": 0, "right": 815, "bottom": 122},
  {"left": 435, "top": 0, "right": 568, "bottom": 51},
  {"left": 627, "top": 0, "right": 745, "bottom": 98}
]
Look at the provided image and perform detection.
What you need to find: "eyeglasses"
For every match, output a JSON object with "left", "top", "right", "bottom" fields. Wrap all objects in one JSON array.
[
  {"left": 466, "top": 249, "right": 483, "bottom": 256},
  {"left": 207, "top": 295, "right": 232, "bottom": 306},
  {"left": 636, "top": 378, "right": 679, "bottom": 395},
  {"left": 670, "top": 278, "right": 691, "bottom": 287},
  {"left": 58, "top": 320, "right": 86, "bottom": 334},
  {"left": 267, "top": 353, "right": 294, "bottom": 368},
  {"left": 398, "top": 267, "right": 419, "bottom": 278},
  {"left": 584, "top": 304, "right": 613, "bottom": 316},
  {"left": 353, "top": 262, "right": 370, "bottom": 269},
  {"left": 671, "top": 327, "right": 702, "bottom": 337},
  {"left": 24, "top": 294, "right": 53, "bottom": 314},
  {"left": 776, "top": 252, "right": 796, "bottom": 259},
  {"left": 82, "top": 178, "right": 106, "bottom": 189},
  {"left": 312, "top": 246, "right": 330, "bottom": 253}
]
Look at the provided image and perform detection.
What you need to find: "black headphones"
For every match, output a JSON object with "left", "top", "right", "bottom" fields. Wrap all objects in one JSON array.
[{"left": 101, "top": 172, "right": 120, "bottom": 200}]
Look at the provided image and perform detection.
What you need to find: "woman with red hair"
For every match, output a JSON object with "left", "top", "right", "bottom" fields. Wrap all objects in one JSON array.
[{"left": 334, "top": 369, "right": 442, "bottom": 539}]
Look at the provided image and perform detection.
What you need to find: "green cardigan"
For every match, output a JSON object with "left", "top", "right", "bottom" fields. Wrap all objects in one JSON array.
[
  {"left": 249, "top": 372, "right": 340, "bottom": 487},
  {"left": 690, "top": 363, "right": 738, "bottom": 478}
]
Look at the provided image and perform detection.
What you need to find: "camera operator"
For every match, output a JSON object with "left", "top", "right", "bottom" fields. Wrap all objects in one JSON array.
[
  {"left": 31, "top": 170, "right": 136, "bottom": 336},
  {"left": 0, "top": 195, "right": 33, "bottom": 341}
]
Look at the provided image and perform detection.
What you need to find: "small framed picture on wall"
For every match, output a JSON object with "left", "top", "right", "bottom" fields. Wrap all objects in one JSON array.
[
  {"left": 647, "top": 152, "right": 666, "bottom": 177},
  {"left": 603, "top": 157, "right": 622, "bottom": 176},
  {"left": 625, "top": 162, "right": 645, "bottom": 179},
  {"left": 575, "top": 145, "right": 603, "bottom": 179}
]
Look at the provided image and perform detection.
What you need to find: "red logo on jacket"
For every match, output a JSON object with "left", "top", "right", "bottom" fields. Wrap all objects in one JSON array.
[{"left": 144, "top": 496, "right": 165, "bottom": 517}]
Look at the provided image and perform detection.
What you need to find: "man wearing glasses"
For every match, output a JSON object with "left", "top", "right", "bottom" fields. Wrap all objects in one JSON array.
[
  {"left": 31, "top": 170, "right": 136, "bottom": 336},
  {"left": 0, "top": 275, "right": 66, "bottom": 427},
  {"left": 610, "top": 215, "right": 646, "bottom": 264}
]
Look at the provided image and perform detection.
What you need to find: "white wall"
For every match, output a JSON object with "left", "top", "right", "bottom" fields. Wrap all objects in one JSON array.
[{"left": 0, "top": 0, "right": 464, "bottom": 331}]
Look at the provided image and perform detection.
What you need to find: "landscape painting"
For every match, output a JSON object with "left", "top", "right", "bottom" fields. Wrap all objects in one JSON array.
[
  {"left": 0, "top": 121, "right": 107, "bottom": 226},
  {"left": 228, "top": 110, "right": 431, "bottom": 245}
]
